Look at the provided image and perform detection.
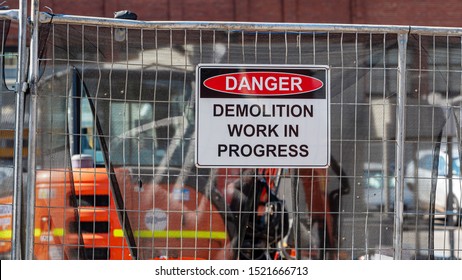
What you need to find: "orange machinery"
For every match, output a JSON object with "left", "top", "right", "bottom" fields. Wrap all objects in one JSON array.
[{"left": 33, "top": 167, "right": 234, "bottom": 260}]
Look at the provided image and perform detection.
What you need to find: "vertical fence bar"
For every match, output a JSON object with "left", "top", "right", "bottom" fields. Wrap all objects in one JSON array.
[
  {"left": 11, "top": 0, "right": 28, "bottom": 260},
  {"left": 25, "top": 0, "right": 40, "bottom": 260},
  {"left": 291, "top": 169, "right": 301, "bottom": 260},
  {"left": 393, "top": 31, "right": 409, "bottom": 260}
]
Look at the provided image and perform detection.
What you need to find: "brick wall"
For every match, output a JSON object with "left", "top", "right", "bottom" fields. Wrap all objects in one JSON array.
[
  {"left": 357, "top": 0, "right": 462, "bottom": 26},
  {"left": 4, "top": 0, "right": 462, "bottom": 24},
  {"left": 3, "top": 0, "right": 462, "bottom": 47}
]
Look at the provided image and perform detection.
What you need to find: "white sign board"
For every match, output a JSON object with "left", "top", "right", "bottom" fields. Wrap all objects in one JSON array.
[{"left": 195, "top": 64, "right": 330, "bottom": 168}]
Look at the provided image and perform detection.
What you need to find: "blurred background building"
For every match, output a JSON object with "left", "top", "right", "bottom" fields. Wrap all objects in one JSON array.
[{"left": 4, "top": 0, "right": 462, "bottom": 44}]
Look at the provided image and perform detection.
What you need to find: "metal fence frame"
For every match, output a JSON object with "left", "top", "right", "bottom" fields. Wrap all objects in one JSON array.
[
  {"left": 0, "top": 3, "right": 27, "bottom": 261},
  {"left": 30, "top": 12, "right": 411, "bottom": 260},
  {"left": 2, "top": 1, "right": 462, "bottom": 260}
]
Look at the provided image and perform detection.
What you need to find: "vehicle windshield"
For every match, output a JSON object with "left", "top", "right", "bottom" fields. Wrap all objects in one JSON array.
[
  {"left": 418, "top": 154, "right": 461, "bottom": 176},
  {"left": 76, "top": 70, "right": 194, "bottom": 169}
]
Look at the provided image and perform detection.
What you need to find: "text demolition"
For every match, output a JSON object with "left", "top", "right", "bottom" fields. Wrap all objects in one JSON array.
[{"left": 213, "top": 103, "right": 314, "bottom": 118}]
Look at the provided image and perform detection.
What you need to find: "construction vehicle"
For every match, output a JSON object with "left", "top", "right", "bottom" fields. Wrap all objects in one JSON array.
[{"left": 31, "top": 45, "right": 238, "bottom": 259}]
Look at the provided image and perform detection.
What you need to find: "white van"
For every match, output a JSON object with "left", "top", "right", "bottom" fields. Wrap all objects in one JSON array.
[{"left": 405, "top": 149, "right": 462, "bottom": 225}]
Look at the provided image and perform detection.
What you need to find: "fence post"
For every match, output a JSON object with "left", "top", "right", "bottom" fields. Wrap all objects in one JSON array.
[
  {"left": 393, "top": 31, "right": 409, "bottom": 260},
  {"left": 11, "top": 0, "right": 28, "bottom": 260},
  {"left": 24, "top": 0, "right": 40, "bottom": 260}
]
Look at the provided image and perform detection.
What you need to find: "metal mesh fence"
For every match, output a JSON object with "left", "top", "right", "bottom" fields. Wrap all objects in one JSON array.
[
  {"left": 402, "top": 33, "right": 462, "bottom": 260},
  {"left": 0, "top": 10, "right": 461, "bottom": 260}
]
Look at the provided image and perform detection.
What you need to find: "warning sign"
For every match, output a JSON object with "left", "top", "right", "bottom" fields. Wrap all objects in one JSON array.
[{"left": 195, "top": 64, "right": 330, "bottom": 168}]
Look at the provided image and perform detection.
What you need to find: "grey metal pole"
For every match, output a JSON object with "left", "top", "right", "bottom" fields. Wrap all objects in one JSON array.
[
  {"left": 11, "top": 0, "right": 28, "bottom": 260},
  {"left": 25, "top": 0, "right": 40, "bottom": 260},
  {"left": 393, "top": 32, "right": 408, "bottom": 260},
  {"left": 291, "top": 169, "right": 301, "bottom": 260}
]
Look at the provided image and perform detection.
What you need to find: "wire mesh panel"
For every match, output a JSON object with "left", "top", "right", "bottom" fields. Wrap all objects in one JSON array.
[
  {"left": 34, "top": 24, "right": 236, "bottom": 260},
  {"left": 402, "top": 33, "right": 462, "bottom": 260},
  {"left": 27, "top": 15, "right": 462, "bottom": 260}
]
